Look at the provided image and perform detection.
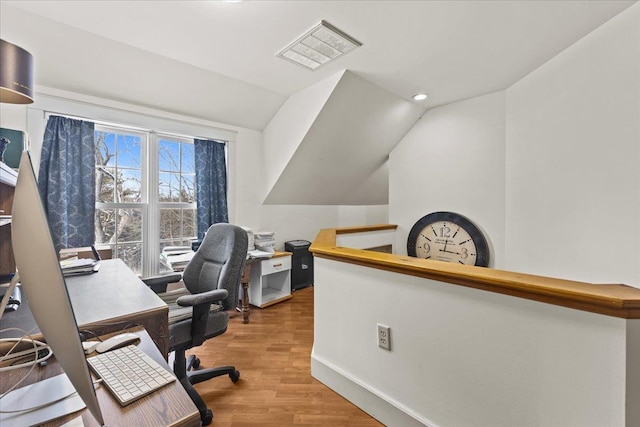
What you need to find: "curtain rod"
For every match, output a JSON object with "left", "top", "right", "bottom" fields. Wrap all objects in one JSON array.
[{"left": 43, "top": 111, "right": 228, "bottom": 145}]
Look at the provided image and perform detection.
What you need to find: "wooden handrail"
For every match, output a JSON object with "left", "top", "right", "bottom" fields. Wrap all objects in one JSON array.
[{"left": 310, "top": 225, "right": 640, "bottom": 319}]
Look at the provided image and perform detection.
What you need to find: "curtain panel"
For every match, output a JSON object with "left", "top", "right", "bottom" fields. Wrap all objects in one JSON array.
[
  {"left": 194, "top": 139, "right": 228, "bottom": 239},
  {"left": 38, "top": 115, "right": 96, "bottom": 253}
]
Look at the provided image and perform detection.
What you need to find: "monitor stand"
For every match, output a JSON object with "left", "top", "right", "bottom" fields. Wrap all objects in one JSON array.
[{"left": 0, "top": 373, "right": 87, "bottom": 426}]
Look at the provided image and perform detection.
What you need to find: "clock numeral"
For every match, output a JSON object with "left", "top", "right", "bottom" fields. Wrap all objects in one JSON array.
[{"left": 439, "top": 226, "right": 451, "bottom": 238}]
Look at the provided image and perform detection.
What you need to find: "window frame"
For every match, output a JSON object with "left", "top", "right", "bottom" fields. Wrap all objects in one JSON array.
[
  {"left": 94, "top": 124, "right": 148, "bottom": 275},
  {"left": 94, "top": 126, "right": 200, "bottom": 277},
  {"left": 37, "top": 95, "right": 235, "bottom": 277},
  {"left": 147, "top": 132, "right": 198, "bottom": 277}
]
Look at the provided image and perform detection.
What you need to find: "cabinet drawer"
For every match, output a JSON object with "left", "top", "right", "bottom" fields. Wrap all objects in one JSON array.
[{"left": 261, "top": 256, "right": 291, "bottom": 276}]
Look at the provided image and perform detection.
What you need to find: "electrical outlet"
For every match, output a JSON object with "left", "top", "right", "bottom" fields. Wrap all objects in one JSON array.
[{"left": 377, "top": 324, "right": 391, "bottom": 350}]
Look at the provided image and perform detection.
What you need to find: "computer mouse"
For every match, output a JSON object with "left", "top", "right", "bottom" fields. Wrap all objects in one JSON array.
[
  {"left": 82, "top": 341, "right": 101, "bottom": 354},
  {"left": 95, "top": 333, "right": 140, "bottom": 353}
]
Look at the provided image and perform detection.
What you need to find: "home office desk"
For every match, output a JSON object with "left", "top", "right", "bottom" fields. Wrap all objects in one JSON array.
[
  {"left": 239, "top": 251, "right": 292, "bottom": 323},
  {"left": 0, "top": 328, "right": 200, "bottom": 426},
  {"left": 0, "top": 259, "right": 169, "bottom": 356}
]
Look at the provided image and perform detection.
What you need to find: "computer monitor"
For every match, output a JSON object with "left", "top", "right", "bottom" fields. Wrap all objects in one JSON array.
[{"left": 10, "top": 151, "right": 104, "bottom": 425}]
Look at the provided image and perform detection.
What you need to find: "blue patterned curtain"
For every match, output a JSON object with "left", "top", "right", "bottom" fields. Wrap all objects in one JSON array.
[
  {"left": 194, "top": 139, "right": 228, "bottom": 239},
  {"left": 38, "top": 115, "right": 95, "bottom": 253}
]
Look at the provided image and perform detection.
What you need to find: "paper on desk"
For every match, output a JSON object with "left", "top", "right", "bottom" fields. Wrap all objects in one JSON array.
[
  {"left": 247, "top": 249, "right": 274, "bottom": 259},
  {"left": 59, "top": 258, "right": 97, "bottom": 270}
]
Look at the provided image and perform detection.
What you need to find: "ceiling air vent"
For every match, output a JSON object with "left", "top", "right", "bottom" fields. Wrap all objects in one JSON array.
[{"left": 277, "top": 20, "right": 362, "bottom": 71}]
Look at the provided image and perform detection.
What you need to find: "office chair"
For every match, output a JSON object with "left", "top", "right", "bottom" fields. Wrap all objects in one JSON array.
[{"left": 143, "top": 223, "right": 248, "bottom": 425}]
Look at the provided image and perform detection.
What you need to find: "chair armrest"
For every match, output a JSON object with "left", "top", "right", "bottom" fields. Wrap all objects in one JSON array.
[
  {"left": 176, "top": 289, "right": 228, "bottom": 307},
  {"left": 177, "top": 288, "right": 229, "bottom": 348},
  {"left": 142, "top": 273, "right": 183, "bottom": 294}
]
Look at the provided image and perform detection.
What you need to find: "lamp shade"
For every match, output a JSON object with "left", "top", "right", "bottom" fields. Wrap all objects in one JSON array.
[{"left": 0, "top": 39, "right": 34, "bottom": 104}]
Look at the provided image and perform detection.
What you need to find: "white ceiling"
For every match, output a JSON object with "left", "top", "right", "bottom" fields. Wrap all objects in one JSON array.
[{"left": 1, "top": 0, "right": 635, "bottom": 130}]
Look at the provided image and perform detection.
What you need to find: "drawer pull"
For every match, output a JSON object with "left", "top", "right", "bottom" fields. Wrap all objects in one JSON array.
[{"left": 273, "top": 263, "right": 282, "bottom": 267}]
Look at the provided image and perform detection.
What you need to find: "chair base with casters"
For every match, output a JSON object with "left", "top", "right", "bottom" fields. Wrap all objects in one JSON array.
[{"left": 173, "top": 347, "right": 240, "bottom": 425}]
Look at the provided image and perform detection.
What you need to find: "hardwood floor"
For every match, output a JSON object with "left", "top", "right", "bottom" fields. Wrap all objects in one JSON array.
[{"left": 188, "top": 286, "right": 383, "bottom": 426}]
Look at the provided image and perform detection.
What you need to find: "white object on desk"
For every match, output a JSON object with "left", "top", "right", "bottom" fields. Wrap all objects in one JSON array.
[
  {"left": 0, "top": 373, "right": 86, "bottom": 426},
  {"left": 95, "top": 332, "right": 140, "bottom": 353},
  {"left": 249, "top": 255, "right": 292, "bottom": 308},
  {"left": 248, "top": 249, "right": 274, "bottom": 259}
]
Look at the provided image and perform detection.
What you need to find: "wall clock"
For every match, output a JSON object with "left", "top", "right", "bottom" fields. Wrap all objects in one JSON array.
[{"left": 407, "top": 211, "right": 489, "bottom": 267}]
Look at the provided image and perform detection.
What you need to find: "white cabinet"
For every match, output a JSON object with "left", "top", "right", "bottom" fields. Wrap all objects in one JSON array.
[{"left": 248, "top": 253, "right": 292, "bottom": 308}]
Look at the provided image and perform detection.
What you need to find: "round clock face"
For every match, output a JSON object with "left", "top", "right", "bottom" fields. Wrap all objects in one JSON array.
[{"left": 407, "top": 212, "right": 489, "bottom": 267}]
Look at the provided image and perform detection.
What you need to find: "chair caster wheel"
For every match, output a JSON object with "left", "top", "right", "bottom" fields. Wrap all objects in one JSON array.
[
  {"left": 192, "top": 357, "right": 200, "bottom": 369},
  {"left": 201, "top": 409, "right": 213, "bottom": 426},
  {"left": 230, "top": 370, "right": 240, "bottom": 383}
]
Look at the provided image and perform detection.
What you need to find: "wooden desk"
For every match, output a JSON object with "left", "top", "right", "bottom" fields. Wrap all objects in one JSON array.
[
  {"left": 0, "top": 259, "right": 169, "bottom": 356},
  {"left": 239, "top": 251, "right": 291, "bottom": 323},
  {"left": 0, "top": 328, "right": 200, "bottom": 426}
]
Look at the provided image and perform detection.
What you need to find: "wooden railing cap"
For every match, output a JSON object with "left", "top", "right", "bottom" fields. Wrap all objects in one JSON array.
[{"left": 311, "top": 225, "right": 640, "bottom": 319}]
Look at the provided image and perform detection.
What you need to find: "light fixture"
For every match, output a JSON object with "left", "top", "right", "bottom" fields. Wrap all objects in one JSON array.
[
  {"left": 277, "top": 20, "right": 362, "bottom": 71},
  {"left": 0, "top": 39, "right": 34, "bottom": 104},
  {"left": 412, "top": 93, "right": 428, "bottom": 101}
]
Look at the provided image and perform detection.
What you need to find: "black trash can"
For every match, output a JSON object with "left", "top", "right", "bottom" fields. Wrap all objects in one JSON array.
[{"left": 285, "top": 240, "right": 314, "bottom": 291}]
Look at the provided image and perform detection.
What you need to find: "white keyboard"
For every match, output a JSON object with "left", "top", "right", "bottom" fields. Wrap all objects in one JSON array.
[{"left": 87, "top": 344, "right": 176, "bottom": 406}]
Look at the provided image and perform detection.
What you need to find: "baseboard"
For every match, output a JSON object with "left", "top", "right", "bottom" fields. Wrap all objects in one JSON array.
[{"left": 311, "top": 350, "right": 436, "bottom": 427}]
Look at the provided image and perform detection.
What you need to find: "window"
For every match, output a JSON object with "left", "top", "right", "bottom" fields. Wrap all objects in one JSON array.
[
  {"left": 157, "top": 136, "right": 197, "bottom": 252},
  {"left": 94, "top": 124, "right": 200, "bottom": 276}
]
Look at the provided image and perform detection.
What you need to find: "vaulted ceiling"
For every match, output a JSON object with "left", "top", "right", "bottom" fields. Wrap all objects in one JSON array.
[{"left": 1, "top": 1, "right": 635, "bottom": 204}]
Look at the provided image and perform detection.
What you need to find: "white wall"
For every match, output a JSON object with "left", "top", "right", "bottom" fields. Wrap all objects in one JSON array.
[
  {"left": 262, "top": 71, "right": 342, "bottom": 202},
  {"left": 312, "top": 257, "right": 635, "bottom": 427},
  {"left": 505, "top": 3, "right": 640, "bottom": 286},
  {"left": 390, "top": 3, "right": 640, "bottom": 287},
  {"left": 389, "top": 91, "right": 506, "bottom": 268},
  {"left": 0, "top": 104, "right": 27, "bottom": 132}
]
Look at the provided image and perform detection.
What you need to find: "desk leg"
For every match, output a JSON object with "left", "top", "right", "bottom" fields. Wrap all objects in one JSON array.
[{"left": 241, "top": 263, "right": 251, "bottom": 324}]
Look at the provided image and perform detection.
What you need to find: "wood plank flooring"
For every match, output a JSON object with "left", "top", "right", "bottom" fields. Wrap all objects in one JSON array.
[{"left": 188, "top": 286, "right": 384, "bottom": 426}]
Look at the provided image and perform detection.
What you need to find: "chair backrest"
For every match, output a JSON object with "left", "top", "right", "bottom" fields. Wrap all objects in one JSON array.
[{"left": 182, "top": 223, "right": 248, "bottom": 311}]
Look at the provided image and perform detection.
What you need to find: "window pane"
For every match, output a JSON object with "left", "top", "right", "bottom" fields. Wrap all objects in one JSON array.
[
  {"left": 159, "top": 139, "right": 180, "bottom": 172},
  {"left": 159, "top": 172, "right": 180, "bottom": 202},
  {"left": 181, "top": 175, "right": 195, "bottom": 203},
  {"left": 117, "top": 208, "right": 142, "bottom": 242},
  {"left": 116, "top": 134, "right": 141, "bottom": 168},
  {"left": 95, "top": 208, "right": 115, "bottom": 243},
  {"left": 95, "top": 131, "right": 116, "bottom": 167},
  {"left": 159, "top": 208, "right": 182, "bottom": 240},
  {"left": 183, "top": 209, "right": 196, "bottom": 238},
  {"left": 182, "top": 143, "right": 195, "bottom": 173},
  {"left": 97, "top": 168, "right": 115, "bottom": 203},
  {"left": 118, "top": 243, "right": 142, "bottom": 275},
  {"left": 119, "top": 169, "right": 142, "bottom": 202}
]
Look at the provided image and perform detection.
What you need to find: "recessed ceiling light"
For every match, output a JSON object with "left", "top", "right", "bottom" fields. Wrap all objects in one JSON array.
[
  {"left": 412, "top": 93, "right": 428, "bottom": 101},
  {"left": 277, "top": 21, "right": 362, "bottom": 71}
]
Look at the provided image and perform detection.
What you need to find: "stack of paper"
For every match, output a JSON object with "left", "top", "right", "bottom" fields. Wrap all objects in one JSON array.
[
  {"left": 160, "top": 247, "right": 194, "bottom": 272},
  {"left": 254, "top": 231, "right": 276, "bottom": 253},
  {"left": 59, "top": 258, "right": 100, "bottom": 276},
  {"left": 241, "top": 226, "right": 255, "bottom": 251}
]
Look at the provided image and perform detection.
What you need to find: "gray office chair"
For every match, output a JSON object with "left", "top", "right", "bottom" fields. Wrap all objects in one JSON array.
[{"left": 143, "top": 223, "right": 248, "bottom": 425}]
